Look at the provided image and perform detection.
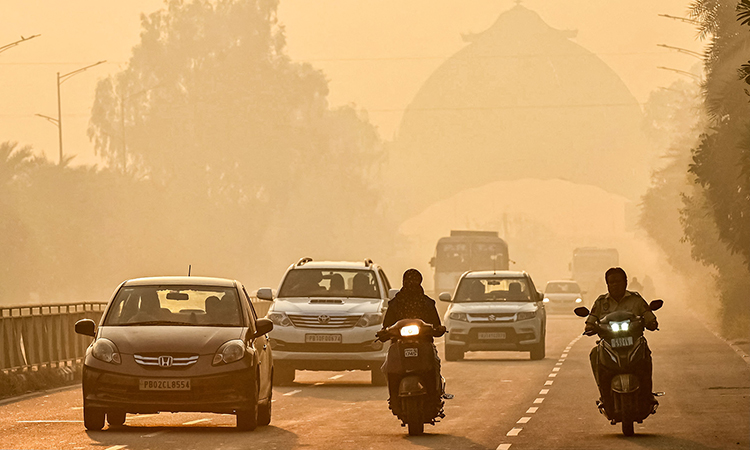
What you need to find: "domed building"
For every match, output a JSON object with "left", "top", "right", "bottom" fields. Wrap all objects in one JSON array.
[{"left": 388, "top": 5, "right": 651, "bottom": 214}]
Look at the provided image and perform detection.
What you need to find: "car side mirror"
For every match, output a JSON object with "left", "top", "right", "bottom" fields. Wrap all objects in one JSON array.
[
  {"left": 256, "top": 288, "right": 274, "bottom": 301},
  {"left": 388, "top": 288, "right": 399, "bottom": 300},
  {"left": 649, "top": 299, "right": 663, "bottom": 311},
  {"left": 438, "top": 292, "right": 452, "bottom": 302},
  {"left": 573, "top": 307, "right": 590, "bottom": 317},
  {"left": 536, "top": 291, "right": 543, "bottom": 302},
  {"left": 254, "top": 318, "right": 273, "bottom": 337},
  {"left": 75, "top": 319, "right": 96, "bottom": 337}
]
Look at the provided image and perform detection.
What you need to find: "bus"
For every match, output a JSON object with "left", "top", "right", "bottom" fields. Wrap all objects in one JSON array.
[
  {"left": 570, "top": 247, "right": 619, "bottom": 304},
  {"left": 429, "top": 230, "right": 509, "bottom": 296}
]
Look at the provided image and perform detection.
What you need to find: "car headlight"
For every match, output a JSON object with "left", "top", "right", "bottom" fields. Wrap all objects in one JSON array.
[
  {"left": 543, "top": 297, "right": 550, "bottom": 303},
  {"left": 91, "top": 338, "right": 121, "bottom": 364},
  {"left": 575, "top": 297, "right": 583, "bottom": 303},
  {"left": 213, "top": 340, "right": 245, "bottom": 365},
  {"left": 267, "top": 312, "right": 292, "bottom": 327},
  {"left": 516, "top": 311, "right": 537, "bottom": 321},
  {"left": 356, "top": 312, "right": 383, "bottom": 327},
  {"left": 400, "top": 325, "right": 420, "bottom": 336},
  {"left": 448, "top": 312, "right": 468, "bottom": 322}
]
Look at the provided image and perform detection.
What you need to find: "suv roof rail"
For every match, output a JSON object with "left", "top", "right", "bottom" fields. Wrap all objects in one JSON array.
[
  {"left": 364, "top": 258, "right": 373, "bottom": 267},
  {"left": 296, "top": 257, "right": 313, "bottom": 266}
]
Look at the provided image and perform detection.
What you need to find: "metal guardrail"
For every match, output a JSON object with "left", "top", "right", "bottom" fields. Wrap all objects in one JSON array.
[{"left": 0, "top": 303, "right": 107, "bottom": 372}]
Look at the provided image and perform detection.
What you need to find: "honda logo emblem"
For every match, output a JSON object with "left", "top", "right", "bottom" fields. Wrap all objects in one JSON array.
[
  {"left": 158, "top": 355, "right": 173, "bottom": 367},
  {"left": 317, "top": 314, "right": 331, "bottom": 324}
]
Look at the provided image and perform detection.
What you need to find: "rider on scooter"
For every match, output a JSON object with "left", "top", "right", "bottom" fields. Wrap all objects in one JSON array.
[
  {"left": 382, "top": 269, "right": 445, "bottom": 414},
  {"left": 585, "top": 267, "right": 659, "bottom": 414}
]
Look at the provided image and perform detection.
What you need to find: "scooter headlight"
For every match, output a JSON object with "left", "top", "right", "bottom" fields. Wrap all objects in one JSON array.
[
  {"left": 610, "top": 320, "right": 630, "bottom": 332},
  {"left": 400, "top": 325, "right": 420, "bottom": 336}
]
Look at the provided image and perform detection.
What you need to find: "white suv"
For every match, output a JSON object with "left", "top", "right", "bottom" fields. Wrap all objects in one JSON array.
[
  {"left": 440, "top": 271, "right": 546, "bottom": 361},
  {"left": 257, "top": 258, "right": 392, "bottom": 385}
]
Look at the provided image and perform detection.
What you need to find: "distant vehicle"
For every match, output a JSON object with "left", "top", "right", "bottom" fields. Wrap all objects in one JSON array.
[
  {"left": 439, "top": 270, "right": 546, "bottom": 361},
  {"left": 429, "top": 230, "right": 509, "bottom": 296},
  {"left": 571, "top": 247, "right": 619, "bottom": 302},
  {"left": 258, "top": 258, "right": 392, "bottom": 385},
  {"left": 75, "top": 276, "right": 274, "bottom": 431},
  {"left": 543, "top": 280, "right": 584, "bottom": 313}
]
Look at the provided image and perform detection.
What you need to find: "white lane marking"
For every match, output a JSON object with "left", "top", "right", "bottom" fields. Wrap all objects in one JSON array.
[
  {"left": 314, "top": 382, "right": 324, "bottom": 386},
  {"left": 17, "top": 420, "right": 83, "bottom": 423},
  {"left": 539, "top": 389, "right": 549, "bottom": 395},
  {"left": 556, "top": 362, "right": 563, "bottom": 365},
  {"left": 552, "top": 367, "right": 560, "bottom": 372},
  {"left": 128, "top": 414, "right": 158, "bottom": 420},
  {"left": 506, "top": 428, "right": 522, "bottom": 436},
  {"left": 496, "top": 444, "right": 512, "bottom": 450},
  {"left": 329, "top": 374, "right": 344, "bottom": 380},
  {"left": 548, "top": 373, "right": 557, "bottom": 378},
  {"left": 183, "top": 418, "right": 210, "bottom": 425},
  {"left": 517, "top": 417, "right": 531, "bottom": 424},
  {"left": 526, "top": 406, "right": 538, "bottom": 414},
  {"left": 105, "top": 446, "right": 127, "bottom": 450},
  {"left": 71, "top": 406, "right": 83, "bottom": 410},
  {"left": 501, "top": 380, "right": 513, "bottom": 382},
  {"left": 284, "top": 389, "right": 302, "bottom": 396},
  {"left": 533, "top": 398, "right": 545, "bottom": 404},
  {"left": 544, "top": 380, "right": 554, "bottom": 386},
  {"left": 142, "top": 431, "right": 167, "bottom": 438}
]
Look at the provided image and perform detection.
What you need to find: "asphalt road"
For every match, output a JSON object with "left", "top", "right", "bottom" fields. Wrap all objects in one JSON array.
[{"left": 1, "top": 299, "right": 747, "bottom": 450}]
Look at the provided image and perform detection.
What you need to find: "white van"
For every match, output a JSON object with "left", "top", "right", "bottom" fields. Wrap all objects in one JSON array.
[{"left": 257, "top": 258, "right": 392, "bottom": 385}]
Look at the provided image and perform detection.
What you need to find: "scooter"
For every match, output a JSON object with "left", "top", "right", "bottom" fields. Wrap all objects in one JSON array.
[
  {"left": 574, "top": 299, "right": 664, "bottom": 436},
  {"left": 376, "top": 319, "right": 448, "bottom": 436}
]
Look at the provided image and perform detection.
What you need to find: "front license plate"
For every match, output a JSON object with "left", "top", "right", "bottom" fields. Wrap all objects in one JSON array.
[
  {"left": 478, "top": 332, "right": 506, "bottom": 340},
  {"left": 305, "top": 334, "right": 342, "bottom": 343},
  {"left": 139, "top": 379, "right": 191, "bottom": 391},
  {"left": 611, "top": 336, "right": 634, "bottom": 348},
  {"left": 404, "top": 348, "right": 418, "bottom": 357}
]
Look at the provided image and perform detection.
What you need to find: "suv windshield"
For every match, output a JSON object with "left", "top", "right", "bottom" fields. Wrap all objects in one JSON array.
[
  {"left": 278, "top": 269, "right": 380, "bottom": 299},
  {"left": 545, "top": 282, "right": 581, "bottom": 294},
  {"left": 454, "top": 278, "right": 532, "bottom": 302},
  {"left": 104, "top": 285, "right": 242, "bottom": 326}
]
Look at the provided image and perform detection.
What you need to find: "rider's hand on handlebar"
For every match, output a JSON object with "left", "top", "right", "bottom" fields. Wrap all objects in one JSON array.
[
  {"left": 434, "top": 325, "right": 447, "bottom": 337},
  {"left": 583, "top": 323, "right": 598, "bottom": 336},
  {"left": 645, "top": 319, "right": 659, "bottom": 331}
]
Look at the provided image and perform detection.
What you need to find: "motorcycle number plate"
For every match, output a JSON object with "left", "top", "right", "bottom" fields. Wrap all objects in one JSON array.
[
  {"left": 404, "top": 348, "right": 418, "bottom": 357},
  {"left": 611, "top": 336, "right": 633, "bottom": 348}
]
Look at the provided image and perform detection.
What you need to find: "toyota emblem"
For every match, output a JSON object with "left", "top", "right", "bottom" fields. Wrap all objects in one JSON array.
[
  {"left": 158, "top": 355, "right": 173, "bottom": 367},
  {"left": 488, "top": 314, "right": 496, "bottom": 322},
  {"left": 317, "top": 314, "right": 331, "bottom": 324}
]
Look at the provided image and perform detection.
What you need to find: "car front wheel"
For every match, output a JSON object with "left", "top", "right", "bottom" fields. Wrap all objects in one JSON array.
[
  {"left": 236, "top": 373, "right": 259, "bottom": 431},
  {"left": 83, "top": 405, "right": 105, "bottom": 431}
]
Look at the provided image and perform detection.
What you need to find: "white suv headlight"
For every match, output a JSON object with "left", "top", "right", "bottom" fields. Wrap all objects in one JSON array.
[
  {"left": 516, "top": 311, "right": 537, "bottom": 321},
  {"left": 267, "top": 312, "right": 292, "bottom": 327},
  {"left": 213, "top": 340, "right": 245, "bottom": 365},
  {"left": 449, "top": 312, "right": 468, "bottom": 322},
  {"left": 356, "top": 313, "right": 383, "bottom": 327},
  {"left": 92, "top": 338, "right": 121, "bottom": 364}
]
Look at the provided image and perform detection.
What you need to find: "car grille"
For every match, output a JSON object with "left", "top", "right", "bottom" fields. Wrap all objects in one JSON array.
[
  {"left": 287, "top": 313, "right": 361, "bottom": 328},
  {"left": 134, "top": 354, "right": 199, "bottom": 367},
  {"left": 271, "top": 339, "right": 383, "bottom": 353},
  {"left": 467, "top": 313, "right": 515, "bottom": 322}
]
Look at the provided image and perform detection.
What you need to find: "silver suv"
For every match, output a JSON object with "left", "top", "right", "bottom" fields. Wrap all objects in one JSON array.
[{"left": 257, "top": 258, "right": 392, "bottom": 385}]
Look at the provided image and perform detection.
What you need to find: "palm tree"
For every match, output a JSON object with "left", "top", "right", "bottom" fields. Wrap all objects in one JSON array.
[{"left": 0, "top": 141, "right": 37, "bottom": 187}]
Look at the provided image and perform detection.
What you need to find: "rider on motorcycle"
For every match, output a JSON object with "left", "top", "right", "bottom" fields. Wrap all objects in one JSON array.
[
  {"left": 382, "top": 269, "right": 444, "bottom": 414},
  {"left": 585, "top": 267, "right": 659, "bottom": 413}
]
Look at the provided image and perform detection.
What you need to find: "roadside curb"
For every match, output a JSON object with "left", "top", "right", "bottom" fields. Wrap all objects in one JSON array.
[
  {"left": 0, "top": 364, "right": 82, "bottom": 403},
  {"left": 687, "top": 307, "right": 750, "bottom": 366}
]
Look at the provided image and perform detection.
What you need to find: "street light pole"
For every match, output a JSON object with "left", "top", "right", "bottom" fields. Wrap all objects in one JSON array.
[{"left": 43, "top": 60, "right": 107, "bottom": 165}]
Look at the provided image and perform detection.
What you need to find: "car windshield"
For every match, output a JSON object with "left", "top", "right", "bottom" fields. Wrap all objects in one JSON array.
[
  {"left": 545, "top": 282, "right": 581, "bottom": 294},
  {"left": 103, "top": 285, "right": 242, "bottom": 326},
  {"left": 454, "top": 278, "right": 532, "bottom": 302},
  {"left": 278, "top": 269, "right": 380, "bottom": 298}
]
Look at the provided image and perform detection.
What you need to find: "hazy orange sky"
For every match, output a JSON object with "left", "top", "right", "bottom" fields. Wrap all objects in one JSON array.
[{"left": 1, "top": 0, "right": 701, "bottom": 166}]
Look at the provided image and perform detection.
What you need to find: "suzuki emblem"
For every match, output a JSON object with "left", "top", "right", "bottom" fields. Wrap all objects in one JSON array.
[
  {"left": 488, "top": 314, "right": 496, "bottom": 322},
  {"left": 158, "top": 355, "right": 173, "bottom": 367},
  {"left": 318, "top": 314, "right": 331, "bottom": 324}
]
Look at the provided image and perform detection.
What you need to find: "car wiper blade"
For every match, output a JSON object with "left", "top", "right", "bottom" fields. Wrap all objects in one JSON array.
[{"left": 119, "top": 321, "right": 194, "bottom": 326}]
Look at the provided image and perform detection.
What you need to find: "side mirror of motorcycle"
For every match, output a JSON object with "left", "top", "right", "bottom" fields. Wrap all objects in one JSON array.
[
  {"left": 649, "top": 299, "right": 663, "bottom": 311},
  {"left": 573, "top": 306, "right": 590, "bottom": 317},
  {"left": 438, "top": 292, "right": 452, "bottom": 302}
]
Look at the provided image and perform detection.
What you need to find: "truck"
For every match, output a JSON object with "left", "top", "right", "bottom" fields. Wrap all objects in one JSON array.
[{"left": 570, "top": 247, "right": 619, "bottom": 304}]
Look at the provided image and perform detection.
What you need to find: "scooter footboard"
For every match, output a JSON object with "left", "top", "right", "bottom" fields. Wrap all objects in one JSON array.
[
  {"left": 611, "top": 373, "right": 640, "bottom": 394},
  {"left": 399, "top": 375, "right": 427, "bottom": 397}
]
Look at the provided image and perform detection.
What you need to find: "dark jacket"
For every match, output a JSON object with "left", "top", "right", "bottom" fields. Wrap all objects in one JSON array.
[{"left": 383, "top": 286, "right": 442, "bottom": 330}]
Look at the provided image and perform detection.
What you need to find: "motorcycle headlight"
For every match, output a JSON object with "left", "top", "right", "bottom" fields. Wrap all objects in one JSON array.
[
  {"left": 543, "top": 297, "right": 550, "bottom": 303},
  {"left": 213, "top": 340, "right": 245, "bottom": 365},
  {"left": 91, "top": 338, "right": 121, "bottom": 364},
  {"left": 575, "top": 297, "right": 583, "bottom": 303},
  {"left": 267, "top": 312, "right": 292, "bottom": 327},
  {"left": 400, "top": 325, "right": 420, "bottom": 336},
  {"left": 517, "top": 311, "right": 537, "bottom": 321},
  {"left": 448, "top": 312, "right": 468, "bottom": 322},
  {"left": 610, "top": 321, "right": 630, "bottom": 332},
  {"left": 356, "top": 312, "right": 383, "bottom": 327}
]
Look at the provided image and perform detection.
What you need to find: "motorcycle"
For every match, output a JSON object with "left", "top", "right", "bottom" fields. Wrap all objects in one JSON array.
[
  {"left": 376, "top": 319, "right": 448, "bottom": 436},
  {"left": 574, "top": 299, "right": 664, "bottom": 436}
]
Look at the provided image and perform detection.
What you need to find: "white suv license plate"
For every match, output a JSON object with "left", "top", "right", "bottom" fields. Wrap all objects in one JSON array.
[
  {"left": 611, "top": 336, "right": 634, "bottom": 348},
  {"left": 139, "top": 379, "right": 191, "bottom": 391},
  {"left": 478, "top": 332, "right": 506, "bottom": 340},
  {"left": 305, "top": 334, "right": 342, "bottom": 343}
]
